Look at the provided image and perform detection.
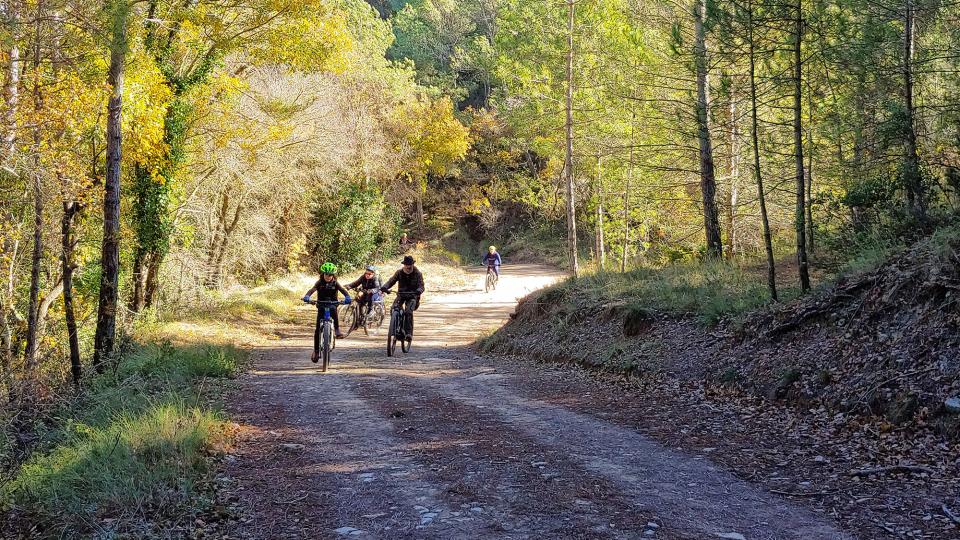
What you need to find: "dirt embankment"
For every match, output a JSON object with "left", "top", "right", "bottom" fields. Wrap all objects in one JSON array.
[{"left": 490, "top": 231, "right": 960, "bottom": 437}]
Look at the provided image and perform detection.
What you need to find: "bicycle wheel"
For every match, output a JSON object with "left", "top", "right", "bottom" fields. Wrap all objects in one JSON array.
[
  {"left": 485, "top": 271, "right": 493, "bottom": 293},
  {"left": 401, "top": 313, "right": 412, "bottom": 353},
  {"left": 321, "top": 322, "right": 332, "bottom": 372},
  {"left": 386, "top": 310, "right": 399, "bottom": 357},
  {"left": 340, "top": 304, "right": 356, "bottom": 335}
]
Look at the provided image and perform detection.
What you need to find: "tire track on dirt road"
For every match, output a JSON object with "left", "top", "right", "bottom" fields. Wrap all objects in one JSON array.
[{"left": 225, "top": 264, "right": 851, "bottom": 539}]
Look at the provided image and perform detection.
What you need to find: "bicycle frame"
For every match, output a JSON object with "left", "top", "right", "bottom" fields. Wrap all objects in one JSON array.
[
  {"left": 385, "top": 291, "right": 418, "bottom": 356},
  {"left": 305, "top": 299, "right": 347, "bottom": 371}
]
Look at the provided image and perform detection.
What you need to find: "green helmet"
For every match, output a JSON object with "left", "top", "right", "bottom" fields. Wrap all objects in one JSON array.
[{"left": 320, "top": 262, "right": 337, "bottom": 275}]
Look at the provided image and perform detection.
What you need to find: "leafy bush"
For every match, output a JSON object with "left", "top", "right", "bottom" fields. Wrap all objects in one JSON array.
[{"left": 309, "top": 183, "right": 402, "bottom": 271}]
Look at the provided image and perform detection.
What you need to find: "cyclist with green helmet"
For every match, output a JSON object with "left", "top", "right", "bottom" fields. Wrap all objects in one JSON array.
[{"left": 303, "top": 263, "right": 352, "bottom": 360}]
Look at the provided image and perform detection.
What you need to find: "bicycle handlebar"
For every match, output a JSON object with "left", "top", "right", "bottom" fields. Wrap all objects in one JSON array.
[
  {"left": 382, "top": 290, "right": 419, "bottom": 298},
  {"left": 304, "top": 299, "right": 348, "bottom": 306}
]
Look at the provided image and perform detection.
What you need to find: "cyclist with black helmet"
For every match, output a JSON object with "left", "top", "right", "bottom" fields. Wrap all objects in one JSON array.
[
  {"left": 303, "top": 262, "right": 352, "bottom": 362},
  {"left": 380, "top": 255, "right": 425, "bottom": 337},
  {"left": 346, "top": 265, "right": 382, "bottom": 324}
]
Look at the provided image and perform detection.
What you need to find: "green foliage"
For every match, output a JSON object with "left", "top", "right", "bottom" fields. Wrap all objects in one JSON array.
[{"left": 310, "top": 184, "right": 402, "bottom": 271}]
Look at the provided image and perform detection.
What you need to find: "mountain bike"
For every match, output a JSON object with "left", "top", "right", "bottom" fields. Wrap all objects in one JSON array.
[
  {"left": 341, "top": 288, "right": 386, "bottom": 336},
  {"left": 485, "top": 265, "right": 499, "bottom": 293},
  {"left": 304, "top": 299, "right": 347, "bottom": 372},
  {"left": 385, "top": 291, "right": 418, "bottom": 356}
]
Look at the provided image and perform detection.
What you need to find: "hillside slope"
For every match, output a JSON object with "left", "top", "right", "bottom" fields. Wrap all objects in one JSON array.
[{"left": 488, "top": 228, "right": 960, "bottom": 435}]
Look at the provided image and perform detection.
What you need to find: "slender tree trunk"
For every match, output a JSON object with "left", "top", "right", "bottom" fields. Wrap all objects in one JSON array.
[
  {"left": 23, "top": 9, "right": 43, "bottom": 372},
  {"left": 564, "top": 0, "right": 579, "bottom": 277},
  {"left": 622, "top": 110, "right": 635, "bottom": 273},
  {"left": 806, "top": 82, "right": 815, "bottom": 255},
  {"left": 793, "top": 0, "right": 810, "bottom": 292},
  {"left": 2, "top": 0, "right": 20, "bottom": 162},
  {"left": 61, "top": 198, "right": 81, "bottom": 386},
  {"left": 0, "top": 233, "right": 17, "bottom": 397},
  {"left": 594, "top": 154, "right": 605, "bottom": 271},
  {"left": 694, "top": 0, "right": 723, "bottom": 258},
  {"left": 902, "top": 0, "right": 925, "bottom": 222},
  {"left": 748, "top": 0, "right": 777, "bottom": 301},
  {"left": 725, "top": 93, "right": 740, "bottom": 258},
  {"left": 143, "top": 255, "right": 161, "bottom": 309},
  {"left": 92, "top": 2, "right": 128, "bottom": 371}
]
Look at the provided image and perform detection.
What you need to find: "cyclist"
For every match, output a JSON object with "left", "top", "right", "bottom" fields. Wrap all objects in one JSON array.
[
  {"left": 346, "top": 265, "right": 382, "bottom": 324},
  {"left": 482, "top": 245, "right": 502, "bottom": 277},
  {"left": 302, "top": 262, "right": 351, "bottom": 362},
  {"left": 380, "top": 255, "right": 425, "bottom": 337}
]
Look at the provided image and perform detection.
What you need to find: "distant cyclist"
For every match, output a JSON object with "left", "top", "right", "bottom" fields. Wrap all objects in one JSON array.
[
  {"left": 482, "top": 245, "right": 502, "bottom": 277},
  {"left": 302, "top": 263, "right": 352, "bottom": 362},
  {"left": 380, "top": 255, "right": 425, "bottom": 337},
  {"left": 346, "top": 265, "right": 382, "bottom": 324}
]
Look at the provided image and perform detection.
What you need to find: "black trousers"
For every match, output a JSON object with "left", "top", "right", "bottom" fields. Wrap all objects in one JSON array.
[
  {"left": 392, "top": 296, "right": 419, "bottom": 336},
  {"left": 314, "top": 307, "right": 340, "bottom": 352}
]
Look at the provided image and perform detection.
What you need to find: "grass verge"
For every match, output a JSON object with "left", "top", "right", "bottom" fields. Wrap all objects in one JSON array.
[
  {"left": 0, "top": 342, "right": 245, "bottom": 537},
  {"left": 542, "top": 260, "right": 800, "bottom": 326}
]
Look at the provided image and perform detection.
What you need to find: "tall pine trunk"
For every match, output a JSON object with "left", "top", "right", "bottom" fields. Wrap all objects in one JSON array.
[
  {"left": 23, "top": 11, "right": 43, "bottom": 373},
  {"left": 793, "top": 0, "right": 810, "bottom": 292},
  {"left": 725, "top": 93, "right": 740, "bottom": 258},
  {"left": 621, "top": 110, "right": 635, "bottom": 273},
  {"left": 564, "top": 0, "right": 579, "bottom": 277},
  {"left": 694, "top": 0, "right": 723, "bottom": 258},
  {"left": 594, "top": 154, "right": 605, "bottom": 271},
  {"left": 93, "top": 2, "right": 128, "bottom": 370},
  {"left": 748, "top": 0, "right": 777, "bottom": 301},
  {"left": 2, "top": 0, "right": 19, "bottom": 161},
  {"left": 806, "top": 83, "right": 815, "bottom": 255},
  {"left": 61, "top": 198, "right": 81, "bottom": 386},
  {"left": 902, "top": 0, "right": 925, "bottom": 222}
]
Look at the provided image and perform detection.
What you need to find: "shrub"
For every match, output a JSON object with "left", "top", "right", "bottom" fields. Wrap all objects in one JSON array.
[{"left": 309, "top": 183, "right": 401, "bottom": 271}]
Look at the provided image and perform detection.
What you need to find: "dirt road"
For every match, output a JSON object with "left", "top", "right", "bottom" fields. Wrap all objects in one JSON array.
[{"left": 224, "top": 264, "right": 851, "bottom": 539}]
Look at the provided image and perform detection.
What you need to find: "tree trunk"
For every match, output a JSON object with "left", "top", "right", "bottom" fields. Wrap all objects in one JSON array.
[
  {"left": 564, "top": 0, "right": 579, "bottom": 277},
  {"left": 92, "top": 3, "right": 127, "bottom": 371},
  {"left": 793, "top": 0, "right": 810, "bottom": 292},
  {"left": 806, "top": 82, "right": 815, "bottom": 255},
  {"left": 694, "top": 0, "right": 723, "bottom": 258},
  {"left": 748, "top": 0, "right": 777, "bottom": 301},
  {"left": 61, "top": 199, "right": 81, "bottom": 386},
  {"left": 23, "top": 13, "right": 43, "bottom": 373},
  {"left": 902, "top": 0, "right": 925, "bottom": 222},
  {"left": 594, "top": 154, "right": 605, "bottom": 271},
  {"left": 143, "top": 254, "right": 161, "bottom": 309},
  {"left": 2, "top": 0, "right": 19, "bottom": 162},
  {"left": 725, "top": 93, "right": 740, "bottom": 258},
  {"left": 0, "top": 232, "right": 17, "bottom": 398},
  {"left": 622, "top": 110, "right": 636, "bottom": 273}
]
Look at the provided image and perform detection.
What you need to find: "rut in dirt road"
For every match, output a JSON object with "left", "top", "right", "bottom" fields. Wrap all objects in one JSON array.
[{"left": 224, "top": 264, "right": 851, "bottom": 539}]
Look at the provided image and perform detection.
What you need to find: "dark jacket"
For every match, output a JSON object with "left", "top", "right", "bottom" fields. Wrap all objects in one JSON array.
[
  {"left": 347, "top": 274, "right": 382, "bottom": 292},
  {"left": 312, "top": 277, "right": 349, "bottom": 302},
  {"left": 483, "top": 252, "right": 502, "bottom": 267},
  {"left": 381, "top": 267, "right": 425, "bottom": 295}
]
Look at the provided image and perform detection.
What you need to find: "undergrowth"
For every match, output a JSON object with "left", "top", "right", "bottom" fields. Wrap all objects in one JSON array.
[
  {"left": 0, "top": 342, "right": 245, "bottom": 537},
  {"left": 547, "top": 260, "right": 801, "bottom": 325},
  {"left": 0, "top": 342, "right": 244, "bottom": 537}
]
